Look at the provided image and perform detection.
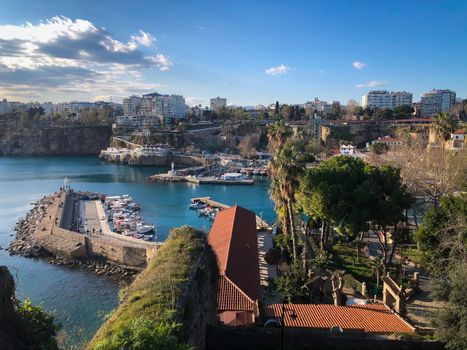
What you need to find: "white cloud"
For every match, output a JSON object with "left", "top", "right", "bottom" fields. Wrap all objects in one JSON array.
[
  {"left": 197, "top": 25, "right": 206, "bottom": 31},
  {"left": 131, "top": 30, "right": 156, "bottom": 47},
  {"left": 352, "top": 61, "right": 367, "bottom": 70},
  {"left": 186, "top": 96, "right": 206, "bottom": 106},
  {"left": 0, "top": 16, "right": 97, "bottom": 43},
  {"left": 0, "top": 16, "right": 171, "bottom": 101},
  {"left": 265, "top": 64, "right": 292, "bottom": 75},
  {"left": 356, "top": 80, "right": 387, "bottom": 88},
  {"left": 147, "top": 54, "right": 173, "bottom": 71}
]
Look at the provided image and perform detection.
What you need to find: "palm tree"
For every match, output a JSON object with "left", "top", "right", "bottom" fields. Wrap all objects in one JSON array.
[
  {"left": 432, "top": 112, "right": 458, "bottom": 142},
  {"left": 275, "top": 146, "right": 305, "bottom": 261},
  {"left": 267, "top": 120, "right": 289, "bottom": 150}
]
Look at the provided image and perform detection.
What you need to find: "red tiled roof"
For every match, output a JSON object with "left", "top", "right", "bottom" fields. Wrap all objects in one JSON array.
[
  {"left": 217, "top": 276, "right": 255, "bottom": 312},
  {"left": 208, "top": 206, "right": 261, "bottom": 302},
  {"left": 375, "top": 136, "right": 399, "bottom": 142},
  {"left": 264, "top": 303, "right": 415, "bottom": 334},
  {"left": 453, "top": 129, "right": 464, "bottom": 134}
]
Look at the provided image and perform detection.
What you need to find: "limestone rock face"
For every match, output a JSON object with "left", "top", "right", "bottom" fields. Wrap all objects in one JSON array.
[{"left": 0, "top": 125, "right": 112, "bottom": 155}]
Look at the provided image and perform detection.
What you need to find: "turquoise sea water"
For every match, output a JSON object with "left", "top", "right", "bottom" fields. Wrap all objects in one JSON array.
[{"left": 0, "top": 156, "right": 274, "bottom": 344}]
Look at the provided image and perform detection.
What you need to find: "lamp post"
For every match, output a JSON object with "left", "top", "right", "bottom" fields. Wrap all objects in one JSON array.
[{"left": 280, "top": 303, "right": 297, "bottom": 350}]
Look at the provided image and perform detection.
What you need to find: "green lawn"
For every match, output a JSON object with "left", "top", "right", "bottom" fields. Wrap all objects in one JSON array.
[{"left": 330, "top": 242, "right": 377, "bottom": 294}]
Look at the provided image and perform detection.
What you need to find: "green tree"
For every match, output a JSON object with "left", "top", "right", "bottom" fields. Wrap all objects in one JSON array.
[
  {"left": 365, "top": 165, "right": 413, "bottom": 269},
  {"left": 415, "top": 194, "right": 466, "bottom": 272},
  {"left": 369, "top": 142, "right": 389, "bottom": 155},
  {"left": 15, "top": 298, "right": 60, "bottom": 350},
  {"left": 274, "top": 101, "right": 280, "bottom": 116},
  {"left": 297, "top": 156, "right": 370, "bottom": 250},
  {"left": 417, "top": 194, "right": 467, "bottom": 350},
  {"left": 433, "top": 112, "right": 459, "bottom": 141},
  {"left": 432, "top": 263, "right": 467, "bottom": 350},
  {"left": 271, "top": 145, "right": 305, "bottom": 261}
]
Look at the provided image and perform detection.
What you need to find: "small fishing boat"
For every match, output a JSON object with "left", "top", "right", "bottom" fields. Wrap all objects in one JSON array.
[
  {"left": 137, "top": 224, "right": 156, "bottom": 235},
  {"left": 190, "top": 202, "right": 206, "bottom": 210}
]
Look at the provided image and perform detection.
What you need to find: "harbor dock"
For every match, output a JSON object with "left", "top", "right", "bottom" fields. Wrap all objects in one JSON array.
[
  {"left": 148, "top": 173, "right": 255, "bottom": 185},
  {"left": 191, "top": 197, "right": 271, "bottom": 230}
]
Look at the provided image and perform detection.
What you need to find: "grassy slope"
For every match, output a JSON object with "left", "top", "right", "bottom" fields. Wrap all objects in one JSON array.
[{"left": 87, "top": 226, "right": 216, "bottom": 349}]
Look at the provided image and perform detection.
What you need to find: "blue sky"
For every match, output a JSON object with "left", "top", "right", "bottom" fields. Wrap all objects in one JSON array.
[{"left": 0, "top": 0, "right": 466, "bottom": 106}]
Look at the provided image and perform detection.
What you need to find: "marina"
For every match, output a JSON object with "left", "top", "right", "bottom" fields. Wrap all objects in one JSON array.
[
  {"left": 103, "top": 195, "right": 156, "bottom": 241},
  {"left": 0, "top": 156, "right": 274, "bottom": 344},
  {"left": 149, "top": 162, "right": 256, "bottom": 184}
]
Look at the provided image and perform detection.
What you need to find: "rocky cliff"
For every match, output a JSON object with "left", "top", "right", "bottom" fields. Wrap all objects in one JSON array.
[{"left": 0, "top": 125, "right": 112, "bottom": 155}]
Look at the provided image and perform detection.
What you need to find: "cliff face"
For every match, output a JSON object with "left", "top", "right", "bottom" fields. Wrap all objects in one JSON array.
[
  {"left": 0, "top": 125, "right": 112, "bottom": 155},
  {"left": 0, "top": 266, "right": 59, "bottom": 350},
  {"left": 88, "top": 226, "right": 218, "bottom": 350}
]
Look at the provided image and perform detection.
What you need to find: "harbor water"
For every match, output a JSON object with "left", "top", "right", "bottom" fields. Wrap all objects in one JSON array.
[{"left": 0, "top": 156, "right": 274, "bottom": 344}]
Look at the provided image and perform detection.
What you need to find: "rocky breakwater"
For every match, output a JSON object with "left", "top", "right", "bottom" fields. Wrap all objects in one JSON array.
[
  {"left": 8, "top": 195, "right": 53, "bottom": 258},
  {"left": 8, "top": 192, "right": 138, "bottom": 281}
]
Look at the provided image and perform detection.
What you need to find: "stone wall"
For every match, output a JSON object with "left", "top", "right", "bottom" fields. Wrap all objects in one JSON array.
[
  {"left": 86, "top": 234, "right": 153, "bottom": 268},
  {"left": 206, "top": 326, "right": 445, "bottom": 350}
]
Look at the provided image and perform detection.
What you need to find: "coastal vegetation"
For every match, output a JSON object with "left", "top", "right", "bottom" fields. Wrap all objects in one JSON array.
[
  {"left": 0, "top": 266, "right": 60, "bottom": 350},
  {"left": 87, "top": 226, "right": 218, "bottom": 350}
]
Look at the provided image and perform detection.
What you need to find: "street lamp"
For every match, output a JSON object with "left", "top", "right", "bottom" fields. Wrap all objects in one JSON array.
[{"left": 280, "top": 303, "right": 298, "bottom": 350}]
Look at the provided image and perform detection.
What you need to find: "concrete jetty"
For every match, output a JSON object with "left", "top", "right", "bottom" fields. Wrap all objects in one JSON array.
[
  {"left": 149, "top": 174, "right": 255, "bottom": 185},
  {"left": 191, "top": 197, "right": 271, "bottom": 230},
  {"left": 10, "top": 188, "right": 160, "bottom": 270}
]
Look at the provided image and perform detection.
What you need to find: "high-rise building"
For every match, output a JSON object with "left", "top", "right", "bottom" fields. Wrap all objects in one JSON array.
[
  {"left": 210, "top": 97, "right": 227, "bottom": 111},
  {"left": 305, "top": 97, "right": 330, "bottom": 116},
  {"left": 420, "top": 89, "right": 456, "bottom": 117},
  {"left": 123, "top": 95, "right": 141, "bottom": 116},
  {"left": 123, "top": 93, "right": 187, "bottom": 119},
  {"left": 153, "top": 95, "right": 187, "bottom": 119},
  {"left": 361, "top": 91, "right": 412, "bottom": 109}
]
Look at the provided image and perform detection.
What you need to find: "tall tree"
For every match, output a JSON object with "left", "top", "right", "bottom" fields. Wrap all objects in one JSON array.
[
  {"left": 297, "top": 156, "right": 371, "bottom": 251},
  {"left": 432, "top": 112, "right": 459, "bottom": 142},
  {"left": 416, "top": 194, "right": 467, "bottom": 350},
  {"left": 274, "top": 101, "right": 280, "bottom": 116},
  {"left": 365, "top": 165, "right": 414, "bottom": 269},
  {"left": 273, "top": 145, "right": 305, "bottom": 260}
]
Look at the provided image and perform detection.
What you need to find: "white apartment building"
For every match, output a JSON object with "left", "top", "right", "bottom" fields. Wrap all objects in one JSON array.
[
  {"left": 361, "top": 91, "right": 413, "bottom": 109},
  {"left": 305, "top": 97, "right": 331, "bottom": 115},
  {"left": 123, "top": 95, "right": 142, "bottom": 116},
  {"left": 420, "top": 89, "right": 456, "bottom": 117},
  {"left": 41, "top": 102, "right": 55, "bottom": 117},
  {"left": 210, "top": 97, "right": 227, "bottom": 111},
  {"left": 0, "top": 99, "right": 29, "bottom": 114},
  {"left": 153, "top": 95, "right": 187, "bottom": 119}
]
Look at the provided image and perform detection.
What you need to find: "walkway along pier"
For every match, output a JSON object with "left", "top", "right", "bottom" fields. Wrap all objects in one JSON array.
[{"left": 33, "top": 188, "right": 160, "bottom": 269}]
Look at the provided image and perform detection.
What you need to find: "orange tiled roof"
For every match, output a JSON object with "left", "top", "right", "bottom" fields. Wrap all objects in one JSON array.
[
  {"left": 208, "top": 206, "right": 261, "bottom": 302},
  {"left": 453, "top": 129, "right": 464, "bottom": 134},
  {"left": 264, "top": 303, "right": 415, "bottom": 334},
  {"left": 217, "top": 275, "right": 255, "bottom": 312}
]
